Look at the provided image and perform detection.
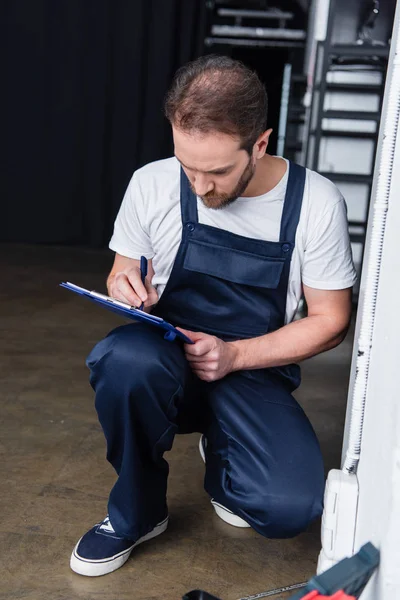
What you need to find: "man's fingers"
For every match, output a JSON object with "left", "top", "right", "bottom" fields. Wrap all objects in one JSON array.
[
  {"left": 113, "top": 273, "right": 143, "bottom": 307},
  {"left": 185, "top": 338, "right": 215, "bottom": 357},
  {"left": 177, "top": 327, "right": 210, "bottom": 344},
  {"left": 178, "top": 330, "right": 216, "bottom": 356},
  {"left": 193, "top": 369, "right": 216, "bottom": 382},
  {"left": 110, "top": 289, "right": 134, "bottom": 305},
  {"left": 188, "top": 361, "right": 219, "bottom": 372},
  {"left": 125, "top": 268, "right": 148, "bottom": 303},
  {"left": 186, "top": 351, "right": 218, "bottom": 364},
  {"left": 109, "top": 280, "right": 139, "bottom": 306},
  {"left": 144, "top": 279, "right": 159, "bottom": 306},
  {"left": 186, "top": 350, "right": 219, "bottom": 362}
]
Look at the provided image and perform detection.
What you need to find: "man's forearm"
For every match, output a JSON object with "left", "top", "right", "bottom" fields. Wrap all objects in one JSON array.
[{"left": 229, "top": 314, "right": 348, "bottom": 371}]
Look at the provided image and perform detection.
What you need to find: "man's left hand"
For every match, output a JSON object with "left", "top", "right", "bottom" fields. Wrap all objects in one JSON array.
[{"left": 177, "top": 328, "right": 238, "bottom": 382}]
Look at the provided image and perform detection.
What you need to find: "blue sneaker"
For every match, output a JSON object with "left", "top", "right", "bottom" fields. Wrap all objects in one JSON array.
[{"left": 70, "top": 515, "right": 169, "bottom": 576}]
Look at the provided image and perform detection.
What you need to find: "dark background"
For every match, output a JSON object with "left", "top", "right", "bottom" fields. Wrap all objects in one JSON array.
[
  {"left": 1, "top": 0, "right": 396, "bottom": 248},
  {"left": 1, "top": 0, "right": 207, "bottom": 247}
]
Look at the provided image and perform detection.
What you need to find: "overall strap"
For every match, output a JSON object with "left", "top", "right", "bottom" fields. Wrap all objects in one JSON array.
[
  {"left": 180, "top": 168, "right": 199, "bottom": 224},
  {"left": 279, "top": 161, "right": 306, "bottom": 243}
]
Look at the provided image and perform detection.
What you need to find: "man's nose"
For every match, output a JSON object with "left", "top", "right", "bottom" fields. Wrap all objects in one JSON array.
[{"left": 193, "top": 174, "right": 213, "bottom": 197}]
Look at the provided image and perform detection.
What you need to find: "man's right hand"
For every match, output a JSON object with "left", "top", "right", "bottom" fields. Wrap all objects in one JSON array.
[{"left": 107, "top": 254, "right": 158, "bottom": 308}]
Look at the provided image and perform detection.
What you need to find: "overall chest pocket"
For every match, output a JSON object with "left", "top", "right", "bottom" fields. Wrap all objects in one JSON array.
[
  {"left": 178, "top": 239, "right": 287, "bottom": 338},
  {"left": 183, "top": 239, "right": 285, "bottom": 289}
]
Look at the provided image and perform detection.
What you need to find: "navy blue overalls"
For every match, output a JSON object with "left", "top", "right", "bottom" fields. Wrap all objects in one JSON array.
[{"left": 87, "top": 162, "right": 325, "bottom": 542}]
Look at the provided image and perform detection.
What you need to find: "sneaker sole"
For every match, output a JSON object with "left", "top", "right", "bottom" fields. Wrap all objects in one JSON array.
[
  {"left": 199, "top": 436, "right": 250, "bottom": 529},
  {"left": 211, "top": 500, "right": 251, "bottom": 528},
  {"left": 199, "top": 434, "right": 206, "bottom": 463},
  {"left": 70, "top": 516, "right": 169, "bottom": 577}
]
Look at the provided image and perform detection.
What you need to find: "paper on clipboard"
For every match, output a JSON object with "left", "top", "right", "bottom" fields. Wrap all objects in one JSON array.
[{"left": 60, "top": 282, "right": 194, "bottom": 344}]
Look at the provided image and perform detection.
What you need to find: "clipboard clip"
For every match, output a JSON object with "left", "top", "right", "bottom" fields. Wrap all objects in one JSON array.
[{"left": 164, "top": 330, "right": 177, "bottom": 342}]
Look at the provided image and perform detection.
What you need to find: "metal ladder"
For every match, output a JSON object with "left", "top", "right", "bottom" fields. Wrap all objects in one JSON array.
[{"left": 304, "top": 1, "right": 389, "bottom": 284}]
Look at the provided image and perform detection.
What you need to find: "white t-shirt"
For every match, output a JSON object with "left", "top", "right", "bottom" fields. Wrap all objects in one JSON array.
[{"left": 109, "top": 157, "right": 357, "bottom": 324}]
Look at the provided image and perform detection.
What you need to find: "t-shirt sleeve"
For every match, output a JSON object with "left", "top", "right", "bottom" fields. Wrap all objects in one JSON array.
[
  {"left": 109, "top": 173, "right": 154, "bottom": 259},
  {"left": 301, "top": 194, "right": 357, "bottom": 290}
]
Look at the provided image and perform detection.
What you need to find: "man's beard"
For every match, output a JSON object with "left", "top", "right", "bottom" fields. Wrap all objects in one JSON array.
[{"left": 192, "top": 157, "right": 255, "bottom": 210}]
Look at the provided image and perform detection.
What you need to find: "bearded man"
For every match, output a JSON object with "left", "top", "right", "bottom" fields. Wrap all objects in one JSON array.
[{"left": 70, "top": 55, "right": 356, "bottom": 577}]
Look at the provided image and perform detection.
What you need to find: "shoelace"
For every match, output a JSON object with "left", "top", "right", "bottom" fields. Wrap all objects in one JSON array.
[{"left": 99, "top": 516, "right": 115, "bottom": 534}]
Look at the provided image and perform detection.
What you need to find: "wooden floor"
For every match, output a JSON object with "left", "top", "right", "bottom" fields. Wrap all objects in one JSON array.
[{"left": 0, "top": 244, "right": 354, "bottom": 600}]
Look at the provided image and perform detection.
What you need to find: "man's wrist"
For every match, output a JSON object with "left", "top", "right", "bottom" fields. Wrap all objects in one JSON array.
[
  {"left": 227, "top": 340, "right": 246, "bottom": 372},
  {"left": 228, "top": 335, "right": 273, "bottom": 372}
]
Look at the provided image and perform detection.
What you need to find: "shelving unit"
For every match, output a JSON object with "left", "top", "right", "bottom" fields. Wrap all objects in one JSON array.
[
  {"left": 203, "top": 1, "right": 308, "bottom": 157},
  {"left": 204, "top": 2, "right": 306, "bottom": 50}
]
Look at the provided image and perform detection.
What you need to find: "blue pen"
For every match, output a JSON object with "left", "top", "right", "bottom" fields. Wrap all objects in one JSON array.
[{"left": 139, "top": 256, "right": 148, "bottom": 310}]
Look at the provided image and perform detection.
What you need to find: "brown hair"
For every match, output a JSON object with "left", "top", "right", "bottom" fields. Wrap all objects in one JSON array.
[{"left": 164, "top": 55, "right": 268, "bottom": 154}]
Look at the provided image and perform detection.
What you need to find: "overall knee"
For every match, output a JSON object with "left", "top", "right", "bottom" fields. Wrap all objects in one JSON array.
[
  {"left": 244, "top": 487, "right": 323, "bottom": 539},
  {"left": 87, "top": 324, "right": 164, "bottom": 397},
  {"left": 87, "top": 324, "right": 187, "bottom": 427}
]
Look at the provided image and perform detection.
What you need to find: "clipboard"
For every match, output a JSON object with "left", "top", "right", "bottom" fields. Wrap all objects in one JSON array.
[{"left": 60, "top": 282, "right": 194, "bottom": 344}]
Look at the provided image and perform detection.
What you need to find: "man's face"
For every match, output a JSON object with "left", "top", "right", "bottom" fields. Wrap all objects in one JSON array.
[{"left": 172, "top": 127, "right": 256, "bottom": 209}]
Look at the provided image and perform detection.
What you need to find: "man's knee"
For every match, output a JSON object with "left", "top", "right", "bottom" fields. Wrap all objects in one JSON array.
[
  {"left": 87, "top": 323, "right": 188, "bottom": 422},
  {"left": 241, "top": 487, "right": 323, "bottom": 539},
  {"left": 87, "top": 324, "right": 165, "bottom": 385}
]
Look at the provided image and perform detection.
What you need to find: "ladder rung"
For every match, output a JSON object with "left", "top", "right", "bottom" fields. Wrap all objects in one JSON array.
[
  {"left": 348, "top": 220, "right": 367, "bottom": 228},
  {"left": 310, "top": 129, "right": 376, "bottom": 139},
  {"left": 323, "top": 110, "right": 380, "bottom": 120},
  {"left": 329, "top": 44, "right": 389, "bottom": 58},
  {"left": 319, "top": 172, "right": 372, "bottom": 184},
  {"left": 325, "top": 82, "right": 382, "bottom": 92}
]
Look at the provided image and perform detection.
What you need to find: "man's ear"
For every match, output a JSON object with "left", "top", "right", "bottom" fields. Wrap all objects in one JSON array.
[{"left": 253, "top": 128, "right": 273, "bottom": 159}]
